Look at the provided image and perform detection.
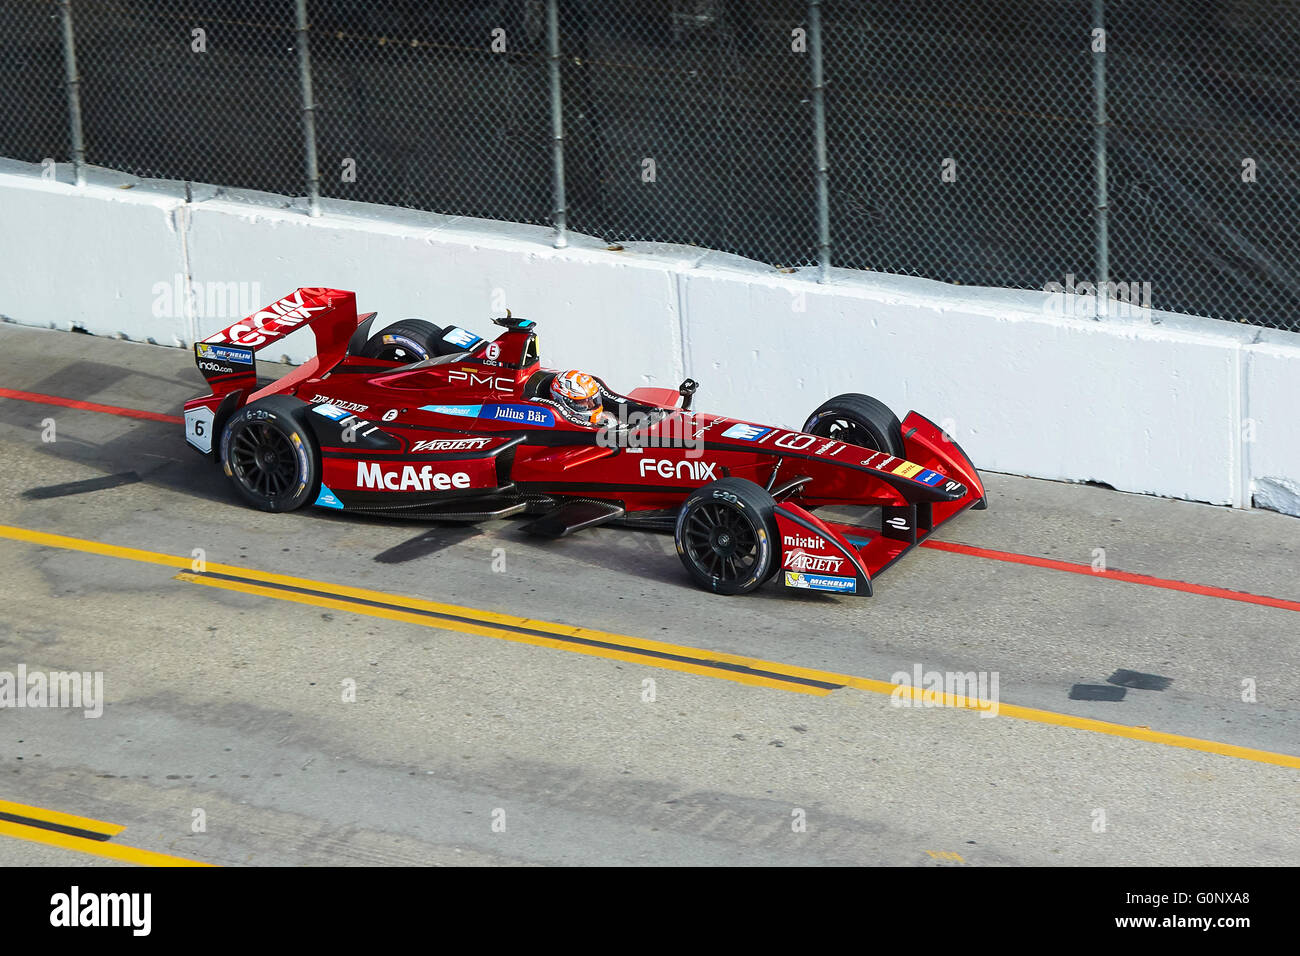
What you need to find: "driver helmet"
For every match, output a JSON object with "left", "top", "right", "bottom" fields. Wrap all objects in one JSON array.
[{"left": 550, "top": 370, "right": 603, "bottom": 424}]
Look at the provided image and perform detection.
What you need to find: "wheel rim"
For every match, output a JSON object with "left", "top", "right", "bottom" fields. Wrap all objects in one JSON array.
[
  {"left": 814, "top": 416, "right": 884, "bottom": 452},
  {"left": 231, "top": 422, "right": 299, "bottom": 498},
  {"left": 373, "top": 343, "right": 427, "bottom": 362},
  {"left": 682, "top": 502, "right": 760, "bottom": 583}
]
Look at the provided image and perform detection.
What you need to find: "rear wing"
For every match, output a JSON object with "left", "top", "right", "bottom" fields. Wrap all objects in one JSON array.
[{"left": 194, "top": 288, "right": 359, "bottom": 397}]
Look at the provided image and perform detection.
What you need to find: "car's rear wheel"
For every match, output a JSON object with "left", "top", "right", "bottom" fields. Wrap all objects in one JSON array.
[
  {"left": 357, "top": 319, "right": 443, "bottom": 363},
  {"left": 674, "top": 477, "right": 778, "bottom": 595},
  {"left": 220, "top": 396, "right": 318, "bottom": 513},
  {"left": 802, "top": 393, "right": 905, "bottom": 457}
]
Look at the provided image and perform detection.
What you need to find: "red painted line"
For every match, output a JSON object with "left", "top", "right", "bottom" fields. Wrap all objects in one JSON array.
[
  {"left": 4, "top": 385, "right": 1296, "bottom": 613},
  {"left": 922, "top": 538, "right": 1300, "bottom": 613},
  {"left": 0, "top": 387, "right": 183, "bottom": 424}
]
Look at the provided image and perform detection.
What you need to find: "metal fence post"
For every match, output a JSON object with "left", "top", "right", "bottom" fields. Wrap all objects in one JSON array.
[
  {"left": 295, "top": 0, "right": 321, "bottom": 217},
  {"left": 547, "top": 0, "right": 568, "bottom": 249},
  {"left": 58, "top": 0, "right": 87, "bottom": 186},
  {"left": 1093, "top": 0, "right": 1109, "bottom": 318},
  {"left": 809, "top": 0, "right": 831, "bottom": 282}
]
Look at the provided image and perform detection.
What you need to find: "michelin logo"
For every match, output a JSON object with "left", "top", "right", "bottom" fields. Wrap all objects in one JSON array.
[
  {"left": 196, "top": 342, "right": 254, "bottom": 365},
  {"left": 784, "top": 571, "right": 856, "bottom": 594}
]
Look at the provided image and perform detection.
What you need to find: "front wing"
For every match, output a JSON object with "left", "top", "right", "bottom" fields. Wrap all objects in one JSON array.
[{"left": 773, "top": 411, "right": 986, "bottom": 596}]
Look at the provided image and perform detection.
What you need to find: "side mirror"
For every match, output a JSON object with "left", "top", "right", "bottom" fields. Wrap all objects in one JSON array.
[{"left": 678, "top": 378, "right": 699, "bottom": 411}]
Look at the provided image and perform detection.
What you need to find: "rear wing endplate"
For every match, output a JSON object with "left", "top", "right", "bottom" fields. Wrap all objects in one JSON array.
[{"left": 194, "top": 288, "right": 359, "bottom": 397}]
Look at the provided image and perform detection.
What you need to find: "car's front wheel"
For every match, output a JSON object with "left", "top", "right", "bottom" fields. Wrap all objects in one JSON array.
[
  {"left": 220, "top": 396, "right": 319, "bottom": 513},
  {"left": 674, "top": 477, "right": 779, "bottom": 595},
  {"left": 802, "top": 393, "right": 905, "bottom": 457}
]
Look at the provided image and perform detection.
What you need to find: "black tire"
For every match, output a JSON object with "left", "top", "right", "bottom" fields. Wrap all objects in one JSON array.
[
  {"left": 358, "top": 319, "right": 444, "bottom": 363},
  {"left": 219, "top": 396, "right": 319, "bottom": 513},
  {"left": 802, "top": 393, "right": 905, "bottom": 457},
  {"left": 674, "top": 477, "right": 779, "bottom": 595}
]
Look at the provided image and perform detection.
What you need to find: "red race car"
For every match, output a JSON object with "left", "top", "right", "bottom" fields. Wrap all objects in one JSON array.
[{"left": 184, "top": 288, "right": 986, "bottom": 596}]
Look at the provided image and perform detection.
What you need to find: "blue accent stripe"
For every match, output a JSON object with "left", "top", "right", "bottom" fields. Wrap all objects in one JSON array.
[{"left": 314, "top": 483, "right": 344, "bottom": 509}]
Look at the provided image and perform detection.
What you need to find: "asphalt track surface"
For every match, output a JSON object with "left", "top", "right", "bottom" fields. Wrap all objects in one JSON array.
[{"left": 0, "top": 324, "right": 1296, "bottom": 866}]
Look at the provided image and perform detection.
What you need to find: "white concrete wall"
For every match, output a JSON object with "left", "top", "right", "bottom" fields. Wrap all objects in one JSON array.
[
  {"left": 184, "top": 198, "right": 686, "bottom": 391},
  {"left": 1, "top": 160, "right": 1297, "bottom": 517},
  {"left": 1245, "top": 330, "right": 1300, "bottom": 515},
  {"left": 679, "top": 271, "right": 1263, "bottom": 508},
  {"left": 0, "top": 167, "right": 190, "bottom": 346}
]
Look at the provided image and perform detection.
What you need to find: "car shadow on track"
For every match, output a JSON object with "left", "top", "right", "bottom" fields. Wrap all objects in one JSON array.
[
  {"left": 297, "top": 503, "right": 880, "bottom": 605},
  {"left": 4, "top": 416, "right": 233, "bottom": 506},
  {"left": 1, "top": 355, "right": 885, "bottom": 608},
  {"left": 2, "top": 360, "right": 286, "bottom": 508}
]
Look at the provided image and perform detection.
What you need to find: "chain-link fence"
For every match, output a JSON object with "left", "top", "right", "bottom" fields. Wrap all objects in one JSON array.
[
  {"left": 308, "top": 4, "right": 551, "bottom": 222},
  {"left": 2, "top": 0, "right": 1297, "bottom": 331},
  {"left": 1107, "top": 1, "right": 1300, "bottom": 328},
  {"left": 827, "top": 1, "right": 1098, "bottom": 292},
  {"left": 0, "top": 0, "right": 69, "bottom": 165},
  {"left": 561, "top": 1, "right": 818, "bottom": 267},
  {"left": 73, "top": 1, "right": 302, "bottom": 193}
]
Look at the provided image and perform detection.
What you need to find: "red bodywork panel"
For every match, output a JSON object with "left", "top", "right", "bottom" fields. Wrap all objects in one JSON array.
[{"left": 184, "top": 288, "right": 986, "bottom": 595}]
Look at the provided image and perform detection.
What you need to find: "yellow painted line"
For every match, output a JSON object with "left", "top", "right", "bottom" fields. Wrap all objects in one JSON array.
[
  {"left": 0, "top": 819, "right": 212, "bottom": 866},
  {"left": 2, "top": 522, "right": 1299, "bottom": 770},
  {"left": 831, "top": 679, "right": 1300, "bottom": 770},
  {"left": 925, "top": 850, "right": 966, "bottom": 862},
  {"left": 976, "top": 697, "right": 1300, "bottom": 769},
  {"left": 0, "top": 798, "right": 125, "bottom": 838},
  {"left": 173, "top": 572, "right": 832, "bottom": 696},
  {"left": 0, "top": 524, "right": 194, "bottom": 572},
  {"left": 0, "top": 523, "right": 837, "bottom": 694},
  {"left": 0, "top": 525, "right": 804, "bottom": 669}
]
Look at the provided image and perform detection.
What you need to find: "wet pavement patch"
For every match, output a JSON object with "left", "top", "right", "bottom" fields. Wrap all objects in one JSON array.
[
  {"left": 1069, "top": 684, "right": 1127, "bottom": 702},
  {"left": 1107, "top": 669, "right": 1173, "bottom": 691}
]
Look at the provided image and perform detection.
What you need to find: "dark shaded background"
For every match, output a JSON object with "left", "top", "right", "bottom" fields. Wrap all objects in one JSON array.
[{"left": 2, "top": 0, "right": 1297, "bottom": 329}]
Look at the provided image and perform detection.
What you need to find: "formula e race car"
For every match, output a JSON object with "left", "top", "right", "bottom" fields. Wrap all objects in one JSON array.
[{"left": 183, "top": 288, "right": 986, "bottom": 596}]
